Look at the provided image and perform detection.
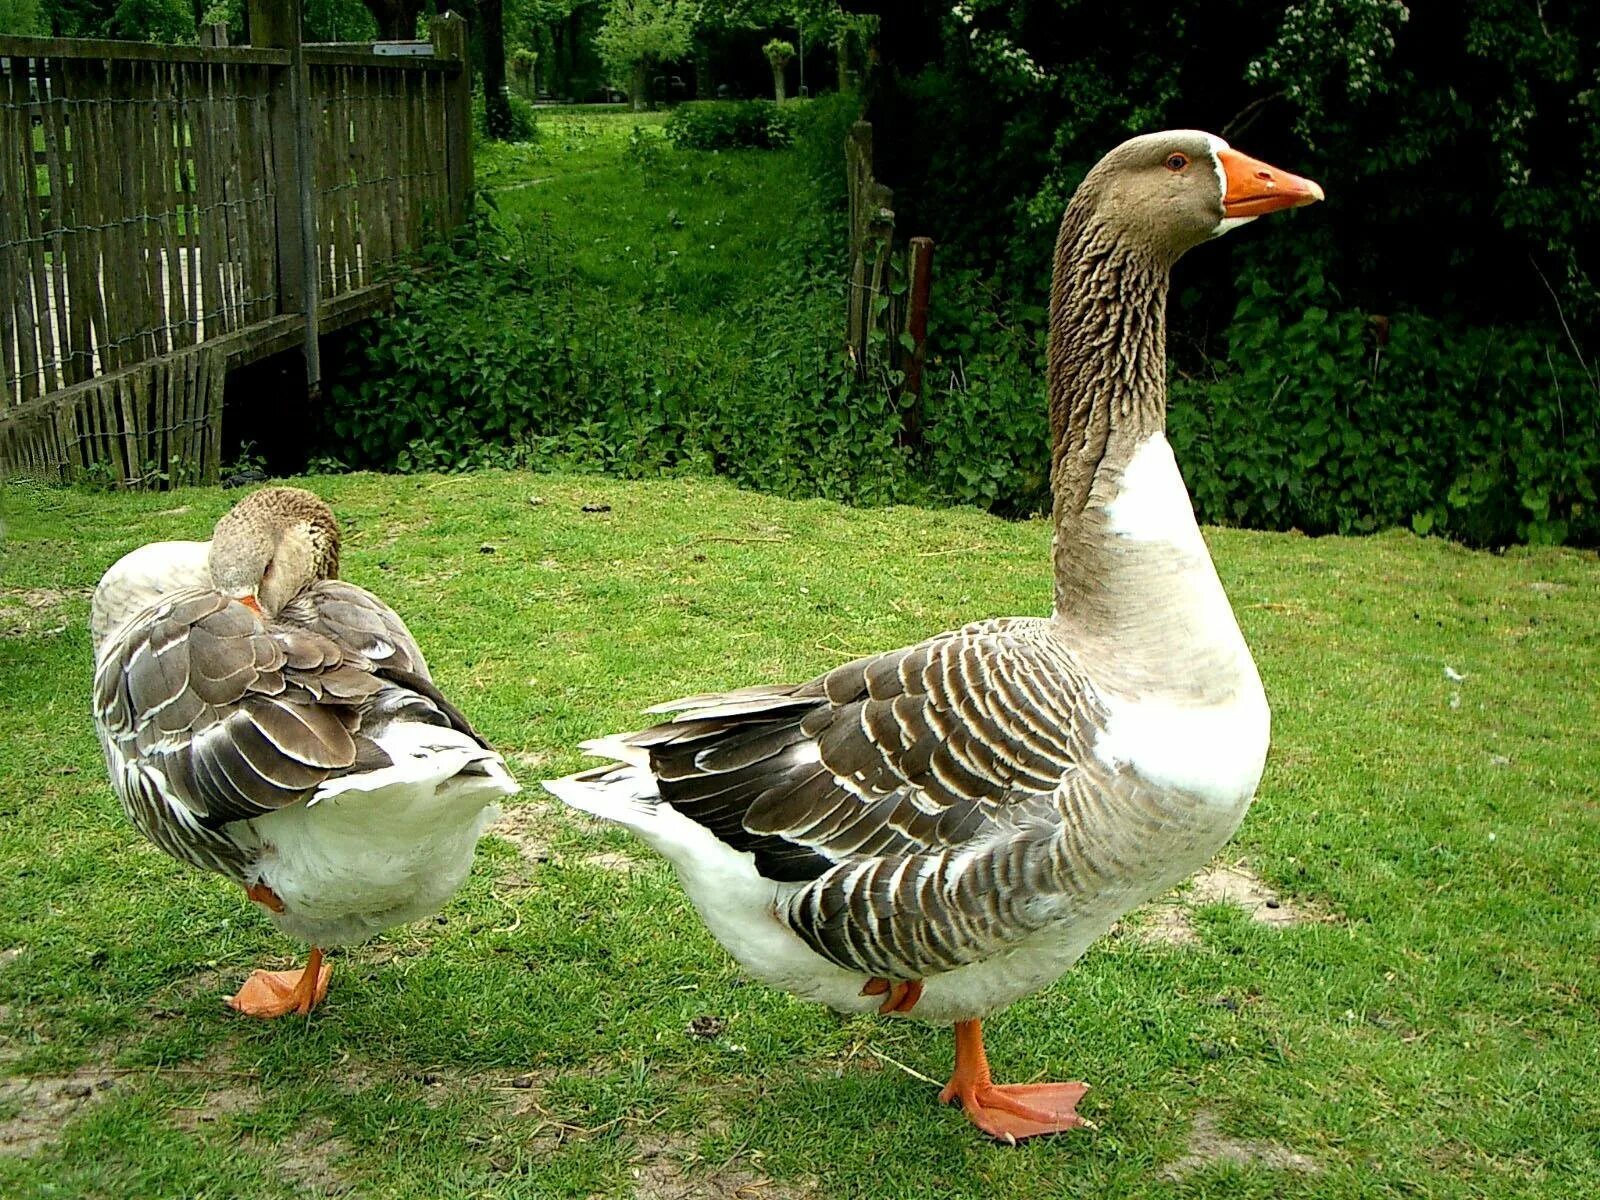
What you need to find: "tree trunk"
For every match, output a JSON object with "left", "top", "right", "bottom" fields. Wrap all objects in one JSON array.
[
  {"left": 630, "top": 61, "right": 648, "bottom": 111},
  {"left": 771, "top": 64, "right": 786, "bottom": 103},
  {"left": 361, "top": 0, "right": 427, "bottom": 41},
  {"left": 480, "top": 0, "right": 512, "bottom": 138}
]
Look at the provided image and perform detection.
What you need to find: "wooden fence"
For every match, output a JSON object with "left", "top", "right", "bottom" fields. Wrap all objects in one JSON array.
[
  {"left": 844, "top": 119, "right": 933, "bottom": 446},
  {"left": 0, "top": 2, "right": 472, "bottom": 487}
]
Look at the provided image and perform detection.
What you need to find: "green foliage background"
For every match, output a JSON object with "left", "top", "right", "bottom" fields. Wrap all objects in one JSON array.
[{"left": 865, "top": 0, "right": 1599, "bottom": 545}]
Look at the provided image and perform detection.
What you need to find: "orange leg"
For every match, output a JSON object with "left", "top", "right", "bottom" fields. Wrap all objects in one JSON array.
[
  {"left": 226, "top": 947, "right": 332, "bottom": 1019},
  {"left": 939, "top": 1019, "right": 1088, "bottom": 1143},
  {"left": 860, "top": 976, "right": 924, "bottom": 1015}
]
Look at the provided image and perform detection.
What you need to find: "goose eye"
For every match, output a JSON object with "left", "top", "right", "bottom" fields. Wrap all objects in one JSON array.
[{"left": 1165, "top": 153, "right": 1189, "bottom": 172}]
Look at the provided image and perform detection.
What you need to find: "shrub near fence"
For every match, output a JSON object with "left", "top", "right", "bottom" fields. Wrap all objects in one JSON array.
[{"left": 664, "top": 100, "right": 796, "bottom": 150}]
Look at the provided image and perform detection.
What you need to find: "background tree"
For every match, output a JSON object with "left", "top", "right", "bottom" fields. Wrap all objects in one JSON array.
[
  {"left": 356, "top": 0, "right": 424, "bottom": 39},
  {"left": 0, "top": 0, "right": 44, "bottom": 34},
  {"left": 479, "top": 0, "right": 512, "bottom": 136},
  {"left": 762, "top": 36, "right": 792, "bottom": 101},
  {"left": 510, "top": 44, "right": 538, "bottom": 95},
  {"left": 595, "top": 0, "right": 698, "bottom": 110}
]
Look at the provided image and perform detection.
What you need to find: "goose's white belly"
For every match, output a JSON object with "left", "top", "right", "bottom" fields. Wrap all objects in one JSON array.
[
  {"left": 632, "top": 799, "right": 1139, "bottom": 1024},
  {"left": 250, "top": 783, "right": 500, "bottom": 946}
]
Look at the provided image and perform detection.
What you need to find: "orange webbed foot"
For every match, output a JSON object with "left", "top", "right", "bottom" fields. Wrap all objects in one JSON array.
[
  {"left": 940, "top": 1078, "right": 1089, "bottom": 1143},
  {"left": 225, "top": 948, "right": 331, "bottom": 1019},
  {"left": 940, "top": 1019, "right": 1089, "bottom": 1143}
]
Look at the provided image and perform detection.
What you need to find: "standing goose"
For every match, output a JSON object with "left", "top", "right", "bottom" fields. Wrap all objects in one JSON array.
[
  {"left": 93, "top": 487, "right": 519, "bottom": 1018},
  {"left": 547, "top": 132, "right": 1321, "bottom": 1141}
]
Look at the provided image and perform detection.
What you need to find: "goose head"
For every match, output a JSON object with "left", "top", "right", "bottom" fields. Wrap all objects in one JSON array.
[
  {"left": 1071, "top": 130, "right": 1323, "bottom": 266},
  {"left": 208, "top": 487, "right": 341, "bottom": 618}
]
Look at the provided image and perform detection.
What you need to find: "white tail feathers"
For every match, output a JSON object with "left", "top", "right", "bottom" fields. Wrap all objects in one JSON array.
[{"left": 543, "top": 765, "right": 660, "bottom": 827}]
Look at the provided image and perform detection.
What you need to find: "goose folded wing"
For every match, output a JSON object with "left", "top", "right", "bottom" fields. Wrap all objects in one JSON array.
[
  {"left": 634, "top": 620, "right": 1102, "bottom": 884},
  {"left": 94, "top": 588, "right": 387, "bottom": 827},
  {"left": 297, "top": 579, "right": 431, "bottom": 678}
]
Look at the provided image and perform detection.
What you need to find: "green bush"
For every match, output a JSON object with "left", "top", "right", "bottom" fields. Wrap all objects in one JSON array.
[
  {"left": 472, "top": 88, "right": 537, "bottom": 142},
  {"left": 664, "top": 101, "right": 796, "bottom": 150},
  {"left": 322, "top": 220, "right": 922, "bottom": 507},
  {"left": 324, "top": 212, "right": 1597, "bottom": 545},
  {"left": 1168, "top": 270, "right": 1600, "bottom": 547}
]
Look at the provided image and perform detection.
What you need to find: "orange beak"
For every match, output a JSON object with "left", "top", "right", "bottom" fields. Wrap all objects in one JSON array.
[
  {"left": 1218, "top": 148, "right": 1324, "bottom": 217},
  {"left": 239, "top": 594, "right": 264, "bottom": 617}
]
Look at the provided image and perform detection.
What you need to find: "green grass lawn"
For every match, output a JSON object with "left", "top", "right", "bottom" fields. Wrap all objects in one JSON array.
[
  {"left": 1, "top": 472, "right": 1596, "bottom": 1198},
  {"left": 476, "top": 107, "right": 832, "bottom": 317}
]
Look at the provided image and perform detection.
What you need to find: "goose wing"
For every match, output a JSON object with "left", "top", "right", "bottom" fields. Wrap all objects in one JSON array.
[
  {"left": 93, "top": 587, "right": 478, "bottom": 877},
  {"left": 611, "top": 617, "right": 1114, "bottom": 977},
  {"left": 292, "top": 579, "right": 431, "bottom": 679}
]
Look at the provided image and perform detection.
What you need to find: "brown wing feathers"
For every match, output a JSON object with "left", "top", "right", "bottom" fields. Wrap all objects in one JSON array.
[
  {"left": 97, "top": 580, "right": 484, "bottom": 882},
  {"left": 618, "top": 619, "right": 1107, "bottom": 978},
  {"left": 635, "top": 621, "right": 1091, "bottom": 881}
]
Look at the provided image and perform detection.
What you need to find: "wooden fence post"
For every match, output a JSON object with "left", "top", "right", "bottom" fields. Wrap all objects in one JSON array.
[
  {"left": 845, "top": 120, "right": 896, "bottom": 377},
  {"left": 250, "top": 0, "right": 320, "bottom": 396},
  {"left": 901, "top": 236, "right": 934, "bottom": 446},
  {"left": 432, "top": 12, "right": 472, "bottom": 230}
]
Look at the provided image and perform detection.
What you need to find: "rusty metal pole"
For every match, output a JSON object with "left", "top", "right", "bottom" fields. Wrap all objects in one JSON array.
[{"left": 901, "top": 236, "right": 934, "bottom": 447}]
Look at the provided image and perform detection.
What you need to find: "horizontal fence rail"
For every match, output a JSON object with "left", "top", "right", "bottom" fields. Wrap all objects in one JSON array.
[{"left": 0, "top": 7, "right": 470, "bottom": 487}]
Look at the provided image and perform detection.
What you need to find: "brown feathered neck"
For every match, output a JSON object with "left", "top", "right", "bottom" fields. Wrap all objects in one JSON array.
[
  {"left": 1047, "top": 201, "right": 1170, "bottom": 518},
  {"left": 1046, "top": 197, "right": 1171, "bottom": 608}
]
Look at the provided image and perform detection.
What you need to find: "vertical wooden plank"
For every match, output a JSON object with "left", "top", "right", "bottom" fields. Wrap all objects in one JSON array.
[
  {"left": 189, "top": 60, "right": 213, "bottom": 340},
  {"left": 180, "top": 340, "right": 201, "bottom": 484},
  {"left": 240, "top": 64, "right": 272, "bottom": 324},
  {"left": 0, "top": 53, "right": 26, "bottom": 408},
  {"left": 133, "top": 60, "right": 164, "bottom": 363},
  {"left": 119, "top": 369, "right": 142, "bottom": 484},
  {"left": 68, "top": 389, "right": 89, "bottom": 475},
  {"left": 87, "top": 61, "right": 118, "bottom": 375},
  {"left": 192, "top": 59, "right": 222, "bottom": 338},
  {"left": 401, "top": 64, "right": 420, "bottom": 248},
  {"left": 101, "top": 59, "right": 135, "bottom": 372},
  {"left": 190, "top": 348, "right": 208, "bottom": 485},
  {"left": 17, "top": 58, "right": 56, "bottom": 401},
  {"left": 37, "top": 59, "right": 80, "bottom": 388},
  {"left": 251, "top": 65, "right": 276, "bottom": 322},
  {"left": 431, "top": 13, "right": 471, "bottom": 232},
  {"left": 219, "top": 62, "right": 247, "bottom": 327},
  {"left": 316, "top": 66, "right": 337, "bottom": 296},
  {"left": 63, "top": 59, "right": 111, "bottom": 384},
  {"left": 254, "top": 0, "right": 319, "bottom": 392},
  {"left": 156, "top": 58, "right": 191, "bottom": 352},
  {"left": 204, "top": 347, "right": 224, "bottom": 484}
]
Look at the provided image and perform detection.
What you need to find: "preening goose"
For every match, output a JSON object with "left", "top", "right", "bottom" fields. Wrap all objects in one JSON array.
[
  {"left": 92, "top": 487, "right": 519, "bottom": 1018},
  {"left": 546, "top": 132, "right": 1321, "bottom": 1141}
]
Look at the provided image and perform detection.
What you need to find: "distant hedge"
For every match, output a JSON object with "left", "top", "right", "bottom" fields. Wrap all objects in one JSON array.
[{"left": 664, "top": 100, "right": 797, "bottom": 150}]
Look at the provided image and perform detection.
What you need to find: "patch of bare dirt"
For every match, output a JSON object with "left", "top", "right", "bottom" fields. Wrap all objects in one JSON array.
[
  {"left": 169, "top": 1073, "right": 262, "bottom": 1132},
  {"left": 508, "top": 749, "right": 549, "bottom": 774},
  {"left": 628, "top": 1129, "right": 815, "bottom": 1200},
  {"left": 1161, "top": 1108, "right": 1320, "bottom": 1178},
  {"left": 489, "top": 804, "right": 555, "bottom": 864},
  {"left": 271, "top": 1118, "right": 353, "bottom": 1197},
  {"left": 1132, "top": 860, "right": 1329, "bottom": 948},
  {"left": 0, "top": 586, "right": 87, "bottom": 639},
  {"left": 0, "top": 1070, "right": 121, "bottom": 1157},
  {"left": 0, "top": 947, "right": 21, "bottom": 972}
]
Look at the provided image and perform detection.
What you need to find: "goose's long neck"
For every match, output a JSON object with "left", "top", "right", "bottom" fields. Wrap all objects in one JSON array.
[
  {"left": 1042, "top": 205, "right": 1254, "bottom": 702},
  {"left": 1046, "top": 204, "right": 1170, "bottom": 615}
]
